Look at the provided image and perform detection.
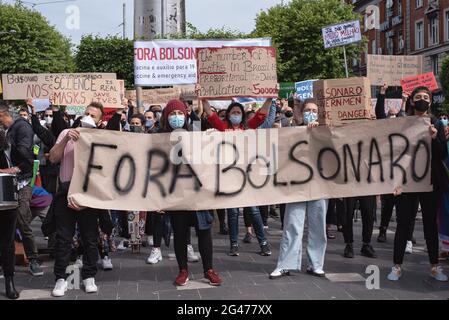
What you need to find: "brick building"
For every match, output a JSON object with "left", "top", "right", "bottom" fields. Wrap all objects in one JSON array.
[{"left": 350, "top": 0, "right": 449, "bottom": 83}]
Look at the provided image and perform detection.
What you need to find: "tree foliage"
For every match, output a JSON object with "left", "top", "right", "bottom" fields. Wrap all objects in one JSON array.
[
  {"left": 252, "top": 0, "right": 364, "bottom": 82},
  {"left": 74, "top": 35, "right": 134, "bottom": 88},
  {"left": 0, "top": 3, "right": 74, "bottom": 74}
]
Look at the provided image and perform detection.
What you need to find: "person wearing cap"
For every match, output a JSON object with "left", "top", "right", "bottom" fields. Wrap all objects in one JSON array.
[{"left": 158, "top": 99, "right": 222, "bottom": 287}]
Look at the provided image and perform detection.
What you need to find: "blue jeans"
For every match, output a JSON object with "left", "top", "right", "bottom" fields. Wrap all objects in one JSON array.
[
  {"left": 275, "top": 199, "right": 328, "bottom": 272},
  {"left": 227, "top": 207, "right": 267, "bottom": 247}
]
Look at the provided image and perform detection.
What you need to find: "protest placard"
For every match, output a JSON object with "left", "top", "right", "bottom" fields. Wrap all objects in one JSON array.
[
  {"left": 51, "top": 78, "right": 122, "bottom": 108},
  {"left": 66, "top": 105, "right": 86, "bottom": 116},
  {"left": 367, "top": 54, "right": 424, "bottom": 86},
  {"left": 68, "top": 116, "right": 431, "bottom": 211},
  {"left": 295, "top": 80, "right": 317, "bottom": 100},
  {"left": 1, "top": 73, "right": 116, "bottom": 100},
  {"left": 134, "top": 38, "right": 271, "bottom": 86},
  {"left": 400, "top": 72, "right": 439, "bottom": 95},
  {"left": 370, "top": 98, "right": 402, "bottom": 117},
  {"left": 314, "top": 77, "right": 372, "bottom": 125},
  {"left": 196, "top": 46, "right": 278, "bottom": 99},
  {"left": 125, "top": 87, "right": 182, "bottom": 106},
  {"left": 322, "top": 20, "right": 362, "bottom": 49},
  {"left": 279, "top": 82, "right": 295, "bottom": 99}
]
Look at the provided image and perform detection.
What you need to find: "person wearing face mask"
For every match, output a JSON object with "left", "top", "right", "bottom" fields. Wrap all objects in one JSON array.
[
  {"left": 150, "top": 105, "right": 163, "bottom": 128},
  {"left": 49, "top": 102, "right": 113, "bottom": 297},
  {"left": 144, "top": 110, "right": 158, "bottom": 133},
  {"left": 270, "top": 99, "right": 328, "bottom": 279},
  {"left": 377, "top": 86, "right": 448, "bottom": 282},
  {"left": 438, "top": 112, "right": 449, "bottom": 140},
  {"left": 375, "top": 85, "right": 417, "bottom": 252},
  {"left": 156, "top": 99, "right": 221, "bottom": 287},
  {"left": 129, "top": 114, "right": 145, "bottom": 133},
  {"left": 200, "top": 93, "right": 273, "bottom": 257}
]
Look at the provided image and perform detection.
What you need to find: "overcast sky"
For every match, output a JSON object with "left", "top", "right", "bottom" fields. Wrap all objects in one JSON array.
[{"left": 3, "top": 0, "right": 283, "bottom": 45}]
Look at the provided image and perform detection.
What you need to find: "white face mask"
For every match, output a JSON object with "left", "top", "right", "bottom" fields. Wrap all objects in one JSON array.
[
  {"left": 80, "top": 115, "right": 97, "bottom": 128},
  {"left": 45, "top": 116, "right": 53, "bottom": 125}
]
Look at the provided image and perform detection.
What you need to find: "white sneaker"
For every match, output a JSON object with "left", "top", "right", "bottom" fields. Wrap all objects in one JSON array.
[
  {"left": 117, "top": 239, "right": 128, "bottom": 250},
  {"left": 147, "top": 236, "right": 154, "bottom": 246},
  {"left": 75, "top": 256, "right": 83, "bottom": 268},
  {"left": 52, "top": 279, "right": 68, "bottom": 297},
  {"left": 83, "top": 277, "right": 98, "bottom": 293},
  {"left": 269, "top": 268, "right": 290, "bottom": 279},
  {"left": 146, "top": 247, "right": 162, "bottom": 264},
  {"left": 405, "top": 241, "right": 413, "bottom": 254},
  {"left": 430, "top": 266, "right": 448, "bottom": 282},
  {"left": 187, "top": 244, "right": 199, "bottom": 262},
  {"left": 387, "top": 266, "right": 402, "bottom": 281},
  {"left": 102, "top": 256, "right": 113, "bottom": 270}
]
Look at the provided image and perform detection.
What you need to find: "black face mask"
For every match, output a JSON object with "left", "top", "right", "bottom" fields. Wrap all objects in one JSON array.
[
  {"left": 120, "top": 120, "right": 127, "bottom": 127},
  {"left": 285, "top": 111, "right": 293, "bottom": 118},
  {"left": 414, "top": 99, "right": 430, "bottom": 112},
  {"left": 130, "top": 125, "right": 143, "bottom": 133}
]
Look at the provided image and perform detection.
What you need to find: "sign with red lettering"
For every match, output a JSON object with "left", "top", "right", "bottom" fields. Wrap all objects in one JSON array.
[
  {"left": 314, "top": 77, "right": 372, "bottom": 126},
  {"left": 1, "top": 73, "right": 116, "bottom": 100},
  {"left": 134, "top": 39, "right": 271, "bottom": 86},
  {"left": 196, "top": 46, "right": 278, "bottom": 99},
  {"left": 400, "top": 72, "right": 438, "bottom": 95}
]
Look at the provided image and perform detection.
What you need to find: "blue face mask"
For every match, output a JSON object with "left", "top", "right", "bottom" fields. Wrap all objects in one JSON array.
[
  {"left": 168, "top": 115, "right": 185, "bottom": 129},
  {"left": 303, "top": 111, "right": 318, "bottom": 125},
  {"left": 441, "top": 119, "right": 448, "bottom": 126},
  {"left": 145, "top": 119, "right": 154, "bottom": 128},
  {"left": 229, "top": 114, "right": 242, "bottom": 126}
]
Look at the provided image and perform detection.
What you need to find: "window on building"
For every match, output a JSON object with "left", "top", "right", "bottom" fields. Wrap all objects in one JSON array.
[
  {"left": 445, "top": 9, "right": 449, "bottom": 41},
  {"left": 415, "top": 20, "right": 424, "bottom": 49},
  {"left": 371, "top": 39, "right": 376, "bottom": 54},
  {"left": 398, "top": 0, "right": 402, "bottom": 16},
  {"left": 429, "top": 17, "right": 439, "bottom": 45},
  {"left": 398, "top": 30, "right": 404, "bottom": 52},
  {"left": 387, "top": 37, "right": 394, "bottom": 55},
  {"left": 416, "top": 0, "right": 423, "bottom": 9},
  {"left": 431, "top": 55, "right": 439, "bottom": 76}
]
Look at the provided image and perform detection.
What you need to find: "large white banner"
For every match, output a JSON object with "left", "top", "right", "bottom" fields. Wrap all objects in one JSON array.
[
  {"left": 134, "top": 38, "right": 271, "bottom": 86},
  {"left": 322, "top": 20, "right": 362, "bottom": 49}
]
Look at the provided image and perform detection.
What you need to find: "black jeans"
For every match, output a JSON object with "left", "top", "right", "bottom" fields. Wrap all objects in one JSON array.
[
  {"left": 53, "top": 183, "right": 100, "bottom": 281},
  {"left": 326, "top": 198, "right": 345, "bottom": 226},
  {"left": 343, "top": 196, "right": 376, "bottom": 244},
  {"left": 216, "top": 209, "right": 226, "bottom": 227},
  {"left": 394, "top": 192, "right": 439, "bottom": 265},
  {"left": 151, "top": 212, "right": 163, "bottom": 248},
  {"left": 0, "top": 209, "right": 17, "bottom": 277},
  {"left": 170, "top": 212, "right": 212, "bottom": 273},
  {"left": 259, "top": 206, "right": 269, "bottom": 227},
  {"left": 381, "top": 194, "right": 417, "bottom": 240}
]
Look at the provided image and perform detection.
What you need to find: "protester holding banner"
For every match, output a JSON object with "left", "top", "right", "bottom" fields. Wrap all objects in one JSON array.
[
  {"left": 270, "top": 99, "right": 328, "bottom": 279},
  {"left": 49, "top": 102, "right": 111, "bottom": 297},
  {"left": 379, "top": 86, "right": 449, "bottom": 282},
  {"left": 375, "top": 86, "right": 417, "bottom": 253},
  {"left": 156, "top": 99, "right": 221, "bottom": 286},
  {"left": 201, "top": 96, "right": 272, "bottom": 257}
]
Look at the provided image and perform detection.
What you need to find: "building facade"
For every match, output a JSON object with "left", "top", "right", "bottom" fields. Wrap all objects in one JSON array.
[{"left": 350, "top": 0, "right": 449, "bottom": 83}]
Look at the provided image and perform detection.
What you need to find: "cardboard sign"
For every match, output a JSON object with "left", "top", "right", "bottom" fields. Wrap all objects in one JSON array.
[
  {"left": 295, "top": 80, "right": 317, "bottom": 100},
  {"left": 68, "top": 116, "right": 432, "bottom": 211},
  {"left": 400, "top": 72, "right": 439, "bottom": 95},
  {"left": 66, "top": 106, "right": 86, "bottom": 116},
  {"left": 51, "top": 78, "right": 122, "bottom": 108},
  {"left": 134, "top": 38, "right": 271, "bottom": 86},
  {"left": 197, "top": 46, "right": 278, "bottom": 99},
  {"left": 322, "top": 20, "right": 362, "bottom": 49},
  {"left": 1, "top": 73, "right": 116, "bottom": 100},
  {"left": 314, "top": 77, "right": 372, "bottom": 126},
  {"left": 367, "top": 55, "right": 424, "bottom": 86}
]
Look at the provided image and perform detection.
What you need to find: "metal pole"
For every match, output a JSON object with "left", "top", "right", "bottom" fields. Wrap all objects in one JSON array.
[
  {"left": 343, "top": 45, "right": 349, "bottom": 78},
  {"left": 123, "top": 3, "right": 126, "bottom": 40},
  {"left": 161, "top": 0, "right": 165, "bottom": 37}
]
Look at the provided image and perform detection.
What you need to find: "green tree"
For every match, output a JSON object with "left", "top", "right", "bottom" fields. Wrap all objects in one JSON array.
[
  {"left": 252, "top": 0, "right": 364, "bottom": 82},
  {"left": 74, "top": 35, "right": 134, "bottom": 88},
  {"left": 441, "top": 55, "right": 449, "bottom": 111},
  {"left": 0, "top": 3, "right": 74, "bottom": 74}
]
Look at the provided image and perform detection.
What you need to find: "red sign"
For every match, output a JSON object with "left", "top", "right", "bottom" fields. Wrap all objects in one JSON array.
[
  {"left": 103, "top": 108, "right": 117, "bottom": 122},
  {"left": 400, "top": 72, "right": 438, "bottom": 95}
]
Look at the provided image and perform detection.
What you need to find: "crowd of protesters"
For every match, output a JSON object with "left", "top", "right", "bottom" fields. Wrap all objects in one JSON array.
[{"left": 0, "top": 83, "right": 448, "bottom": 299}]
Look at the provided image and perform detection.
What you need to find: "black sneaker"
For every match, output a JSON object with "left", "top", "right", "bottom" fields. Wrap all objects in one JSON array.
[
  {"left": 219, "top": 224, "right": 228, "bottom": 235},
  {"left": 344, "top": 243, "right": 354, "bottom": 258},
  {"left": 377, "top": 227, "right": 387, "bottom": 243},
  {"left": 229, "top": 245, "right": 239, "bottom": 256},
  {"left": 361, "top": 244, "right": 377, "bottom": 258},
  {"left": 29, "top": 260, "right": 44, "bottom": 277},
  {"left": 243, "top": 233, "right": 252, "bottom": 243},
  {"left": 260, "top": 244, "right": 271, "bottom": 256}
]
